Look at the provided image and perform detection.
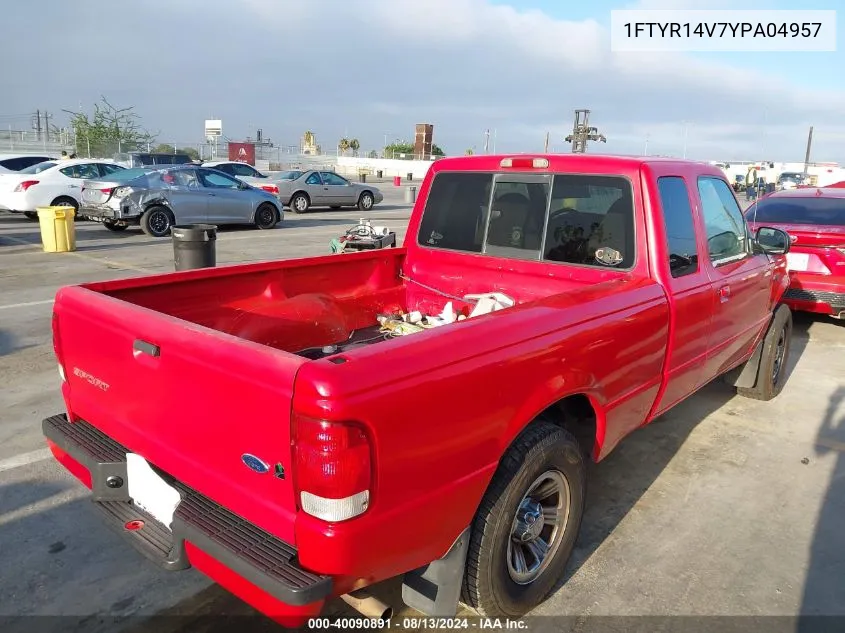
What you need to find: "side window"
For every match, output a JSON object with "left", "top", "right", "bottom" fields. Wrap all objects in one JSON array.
[
  {"left": 321, "top": 172, "right": 349, "bottom": 185},
  {"left": 697, "top": 177, "right": 748, "bottom": 263},
  {"left": 657, "top": 177, "right": 699, "bottom": 278},
  {"left": 231, "top": 163, "right": 257, "bottom": 177},
  {"left": 305, "top": 172, "right": 322, "bottom": 185},
  {"left": 59, "top": 163, "right": 101, "bottom": 179},
  {"left": 542, "top": 175, "right": 635, "bottom": 269},
  {"left": 199, "top": 169, "right": 239, "bottom": 189},
  {"left": 98, "top": 163, "right": 124, "bottom": 176}
]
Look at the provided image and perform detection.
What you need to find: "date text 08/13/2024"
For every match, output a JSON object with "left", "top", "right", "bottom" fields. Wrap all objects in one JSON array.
[{"left": 307, "top": 618, "right": 528, "bottom": 629}]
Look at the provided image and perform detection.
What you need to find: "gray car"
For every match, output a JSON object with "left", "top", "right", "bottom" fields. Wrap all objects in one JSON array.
[
  {"left": 80, "top": 165, "right": 283, "bottom": 237},
  {"left": 276, "top": 169, "right": 384, "bottom": 213}
]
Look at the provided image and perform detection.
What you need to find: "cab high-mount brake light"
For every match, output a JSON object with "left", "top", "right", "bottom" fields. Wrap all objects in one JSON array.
[{"left": 500, "top": 157, "right": 549, "bottom": 169}]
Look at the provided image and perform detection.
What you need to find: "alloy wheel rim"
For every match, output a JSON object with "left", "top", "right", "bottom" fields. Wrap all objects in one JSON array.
[{"left": 506, "top": 470, "right": 570, "bottom": 585}]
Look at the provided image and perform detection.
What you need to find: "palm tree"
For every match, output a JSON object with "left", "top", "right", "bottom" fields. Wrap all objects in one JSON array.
[
  {"left": 349, "top": 138, "right": 360, "bottom": 156},
  {"left": 339, "top": 138, "right": 350, "bottom": 156},
  {"left": 304, "top": 131, "right": 314, "bottom": 146},
  {"left": 465, "top": 148, "right": 474, "bottom": 155}
]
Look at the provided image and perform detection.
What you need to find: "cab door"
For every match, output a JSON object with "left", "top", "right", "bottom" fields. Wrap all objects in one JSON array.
[
  {"left": 650, "top": 174, "right": 715, "bottom": 416},
  {"left": 696, "top": 176, "right": 772, "bottom": 378}
]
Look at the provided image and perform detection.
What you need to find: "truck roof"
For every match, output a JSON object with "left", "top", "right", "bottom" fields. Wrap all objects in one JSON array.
[{"left": 434, "top": 153, "right": 718, "bottom": 171}]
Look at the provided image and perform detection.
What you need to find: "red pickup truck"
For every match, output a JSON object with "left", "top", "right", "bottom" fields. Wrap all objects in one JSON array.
[
  {"left": 746, "top": 187, "right": 845, "bottom": 319},
  {"left": 43, "top": 154, "right": 794, "bottom": 626}
]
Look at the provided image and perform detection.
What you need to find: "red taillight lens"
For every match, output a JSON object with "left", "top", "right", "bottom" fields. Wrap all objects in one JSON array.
[
  {"left": 261, "top": 184, "right": 279, "bottom": 195},
  {"left": 99, "top": 188, "right": 112, "bottom": 195},
  {"left": 293, "top": 415, "right": 372, "bottom": 522},
  {"left": 14, "top": 180, "right": 39, "bottom": 192}
]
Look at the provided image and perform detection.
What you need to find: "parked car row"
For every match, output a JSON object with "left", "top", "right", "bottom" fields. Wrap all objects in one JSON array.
[{"left": 0, "top": 157, "right": 386, "bottom": 235}]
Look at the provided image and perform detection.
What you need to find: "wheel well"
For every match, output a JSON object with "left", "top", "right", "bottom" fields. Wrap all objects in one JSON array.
[
  {"left": 255, "top": 201, "right": 280, "bottom": 221},
  {"left": 359, "top": 189, "right": 373, "bottom": 199},
  {"left": 50, "top": 196, "right": 77, "bottom": 208},
  {"left": 289, "top": 190, "right": 310, "bottom": 204},
  {"left": 144, "top": 203, "right": 172, "bottom": 215},
  {"left": 536, "top": 394, "right": 598, "bottom": 461}
]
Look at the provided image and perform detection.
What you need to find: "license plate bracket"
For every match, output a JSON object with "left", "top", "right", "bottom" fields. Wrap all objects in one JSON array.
[{"left": 126, "top": 453, "right": 182, "bottom": 530}]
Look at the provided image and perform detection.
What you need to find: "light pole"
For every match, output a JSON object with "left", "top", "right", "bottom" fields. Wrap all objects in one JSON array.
[{"left": 682, "top": 121, "right": 689, "bottom": 159}]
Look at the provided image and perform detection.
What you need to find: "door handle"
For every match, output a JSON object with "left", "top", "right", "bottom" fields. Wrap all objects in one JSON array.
[
  {"left": 133, "top": 339, "right": 160, "bottom": 357},
  {"left": 719, "top": 286, "right": 731, "bottom": 303}
]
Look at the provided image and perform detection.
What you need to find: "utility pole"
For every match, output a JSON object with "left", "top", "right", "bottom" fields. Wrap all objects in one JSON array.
[
  {"left": 544, "top": 131, "right": 549, "bottom": 153},
  {"left": 483, "top": 129, "right": 490, "bottom": 154},
  {"left": 803, "top": 126, "right": 813, "bottom": 175},
  {"left": 43, "top": 111, "right": 53, "bottom": 142},
  {"left": 682, "top": 121, "right": 689, "bottom": 159},
  {"left": 32, "top": 109, "right": 42, "bottom": 141},
  {"left": 565, "top": 109, "right": 606, "bottom": 154}
]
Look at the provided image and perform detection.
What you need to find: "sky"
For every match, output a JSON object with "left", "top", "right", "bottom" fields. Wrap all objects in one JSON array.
[{"left": 0, "top": 0, "right": 842, "bottom": 162}]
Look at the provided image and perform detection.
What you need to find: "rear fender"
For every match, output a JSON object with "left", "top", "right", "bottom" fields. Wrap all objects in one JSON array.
[{"left": 501, "top": 379, "right": 606, "bottom": 462}]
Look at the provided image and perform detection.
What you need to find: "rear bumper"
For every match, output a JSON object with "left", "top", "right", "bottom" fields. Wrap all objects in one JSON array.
[
  {"left": 784, "top": 276, "right": 845, "bottom": 316},
  {"left": 42, "top": 413, "right": 332, "bottom": 608}
]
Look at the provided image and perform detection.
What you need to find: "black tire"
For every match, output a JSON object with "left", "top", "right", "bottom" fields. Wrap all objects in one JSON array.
[
  {"left": 462, "top": 421, "right": 586, "bottom": 618},
  {"left": 254, "top": 203, "right": 279, "bottom": 229},
  {"left": 103, "top": 221, "right": 128, "bottom": 232},
  {"left": 23, "top": 211, "right": 38, "bottom": 220},
  {"left": 290, "top": 192, "right": 310, "bottom": 214},
  {"left": 140, "top": 206, "right": 174, "bottom": 238},
  {"left": 358, "top": 191, "right": 374, "bottom": 211},
  {"left": 737, "top": 304, "right": 792, "bottom": 401}
]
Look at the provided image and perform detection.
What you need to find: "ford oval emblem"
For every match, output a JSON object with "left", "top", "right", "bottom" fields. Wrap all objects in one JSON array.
[{"left": 241, "top": 453, "right": 270, "bottom": 474}]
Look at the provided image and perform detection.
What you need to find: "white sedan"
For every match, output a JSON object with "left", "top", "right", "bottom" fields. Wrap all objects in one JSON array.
[{"left": 0, "top": 159, "right": 125, "bottom": 219}]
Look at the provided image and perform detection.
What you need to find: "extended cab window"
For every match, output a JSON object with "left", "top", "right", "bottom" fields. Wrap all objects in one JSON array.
[
  {"left": 698, "top": 177, "right": 749, "bottom": 263},
  {"left": 657, "top": 177, "right": 698, "bottom": 277}
]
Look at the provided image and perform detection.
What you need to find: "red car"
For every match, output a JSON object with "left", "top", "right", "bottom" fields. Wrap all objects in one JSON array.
[
  {"left": 43, "top": 154, "right": 792, "bottom": 626},
  {"left": 747, "top": 187, "right": 845, "bottom": 319}
]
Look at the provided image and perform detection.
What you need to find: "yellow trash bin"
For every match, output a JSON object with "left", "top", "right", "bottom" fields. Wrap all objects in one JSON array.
[{"left": 36, "top": 206, "right": 77, "bottom": 253}]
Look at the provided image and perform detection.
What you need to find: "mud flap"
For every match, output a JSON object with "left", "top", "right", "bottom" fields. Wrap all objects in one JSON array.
[
  {"left": 727, "top": 306, "right": 785, "bottom": 389},
  {"left": 401, "top": 527, "right": 470, "bottom": 616}
]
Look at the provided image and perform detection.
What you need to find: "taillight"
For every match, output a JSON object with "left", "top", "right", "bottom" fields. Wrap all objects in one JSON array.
[
  {"left": 52, "top": 311, "right": 66, "bottom": 383},
  {"left": 261, "top": 184, "right": 279, "bottom": 195},
  {"left": 99, "top": 188, "right": 113, "bottom": 196},
  {"left": 293, "top": 414, "right": 372, "bottom": 522},
  {"left": 14, "top": 180, "right": 39, "bottom": 192}
]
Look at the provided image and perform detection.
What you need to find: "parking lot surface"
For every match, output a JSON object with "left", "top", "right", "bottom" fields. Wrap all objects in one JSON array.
[{"left": 0, "top": 186, "right": 843, "bottom": 632}]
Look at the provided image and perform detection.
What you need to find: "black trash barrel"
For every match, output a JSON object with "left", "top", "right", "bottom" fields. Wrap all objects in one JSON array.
[
  {"left": 376, "top": 170, "right": 383, "bottom": 178},
  {"left": 406, "top": 172, "right": 413, "bottom": 181},
  {"left": 172, "top": 224, "right": 217, "bottom": 271}
]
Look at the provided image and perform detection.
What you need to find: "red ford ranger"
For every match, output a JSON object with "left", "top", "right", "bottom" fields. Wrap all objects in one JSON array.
[
  {"left": 43, "top": 154, "right": 795, "bottom": 626},
  {"left": 747, "top": 187, "right": 845, "bottom": 319}
]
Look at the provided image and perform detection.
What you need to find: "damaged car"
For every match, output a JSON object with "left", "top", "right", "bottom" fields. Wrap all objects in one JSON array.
[{"left": 80, "top": 165, "right": 283, "bottom": 237}]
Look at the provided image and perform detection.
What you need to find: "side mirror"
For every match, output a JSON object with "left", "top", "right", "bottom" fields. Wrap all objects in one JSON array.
[{"left": 755, "top": 226, "right": 790, "bottom": 255}]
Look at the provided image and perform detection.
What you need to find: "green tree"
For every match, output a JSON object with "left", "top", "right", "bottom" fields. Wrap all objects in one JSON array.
[
  {"left": 465, "top": 148, "right": 474, "bottom": 155},
  {"left": 384, "top": 141, "right": 445, "bottom": 159},
  {"left": 349, "top": 138, "right": 360, "bottom": 156},
  {"left": 339, "top": 138, "right": 350, "bottom": 156},
  {"left": 152, "top": 143, "right": 175, "bottom": 154},
  {"left": 64, "top": 96, "right": 156, "bottom": 158},
  {"left": 432, "top": 143, "right": 445, "bottom": 156},
  {"left": 367, "top": 150, "right": 378, "bottom": 159}
]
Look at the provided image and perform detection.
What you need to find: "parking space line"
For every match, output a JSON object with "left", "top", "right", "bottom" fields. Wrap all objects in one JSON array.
[
  {"left": 0, "top": 448, "right": 53, "bottom": 474},
  {"left": 2, "top": 232, "right": 153, "bottom": 273},
  {"left": 0, "top": 299, "right": 54, "bottom": 311}
]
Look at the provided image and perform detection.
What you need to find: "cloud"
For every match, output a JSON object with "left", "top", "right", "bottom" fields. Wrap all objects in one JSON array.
[{"left": 0, "top": 0, "right": 841, "bottom": 162}]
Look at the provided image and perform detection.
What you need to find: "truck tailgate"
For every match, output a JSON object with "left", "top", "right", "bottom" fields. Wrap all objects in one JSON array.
[{"left": 54, "top": 285, "right": 304, "bottom": 545}]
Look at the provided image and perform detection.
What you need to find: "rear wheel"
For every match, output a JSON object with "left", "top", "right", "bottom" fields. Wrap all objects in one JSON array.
[
  {"left": 462, "top": 421, "right": 586, "bottom": 618},
  {"left": 290, "top": 193, "right": 310, "bottom": 214},
  {"left": 254, "top": 203, "right": 279, "bottom": 230},
  {"left": 50, "top": 196, "right": 79, "bottom": 213},
  {"left": 737, "top": 304, "right": 793, "bottom": 401},
  {"left": 140, "top": 206, "right": 174, "bottom": 238}
]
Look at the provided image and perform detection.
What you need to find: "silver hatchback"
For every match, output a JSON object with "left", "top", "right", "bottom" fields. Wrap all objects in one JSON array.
[{"left": 80, "top": 165, "right": 283, "bottom": 237}]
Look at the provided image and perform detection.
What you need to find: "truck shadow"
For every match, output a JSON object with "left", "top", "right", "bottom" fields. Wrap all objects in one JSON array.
[
  {"left": 0, "top": 329, "right": 36, "bottom": 357},
  {"left": 798, "top": 386, "right": 845, "bottom": 626}
]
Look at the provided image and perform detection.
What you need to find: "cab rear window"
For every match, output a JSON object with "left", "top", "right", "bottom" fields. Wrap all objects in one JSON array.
[{"left": 417, "top": 171, "right": 636, "bottom": 269}]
